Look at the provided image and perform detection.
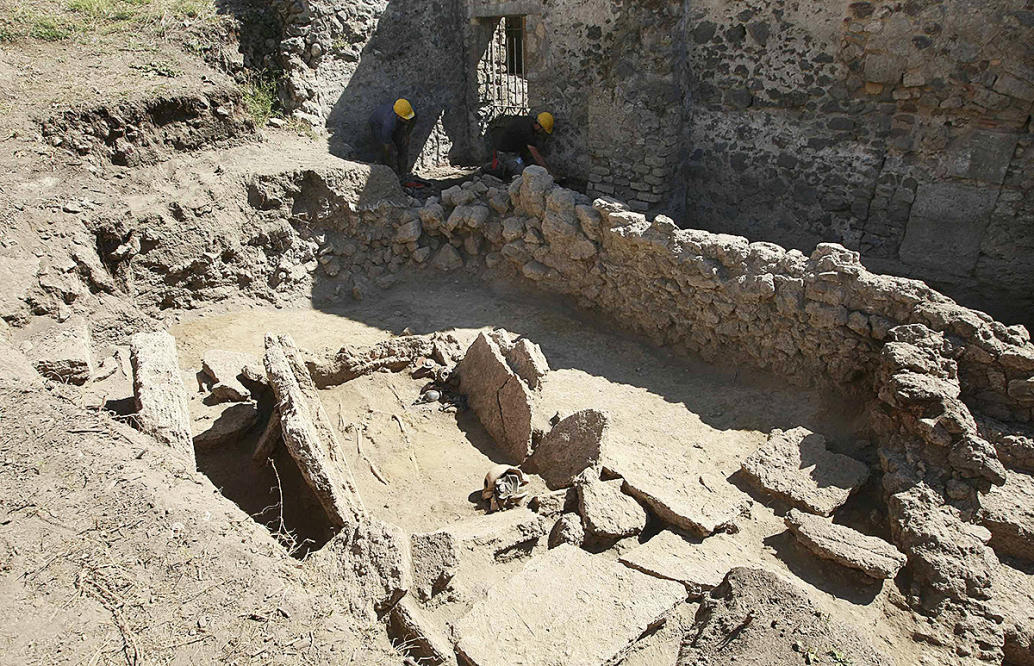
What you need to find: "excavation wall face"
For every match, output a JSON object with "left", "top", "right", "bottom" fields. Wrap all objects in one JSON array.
[
  {"left": 681, "top": 0, "right": 1034, "bottom": 325},
  {"left": 274, "top": 0, "right": 469, "bottom": 170}
]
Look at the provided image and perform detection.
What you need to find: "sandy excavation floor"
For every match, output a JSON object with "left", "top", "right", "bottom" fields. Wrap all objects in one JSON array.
[{"left": 166, "top": 271, "right": 933, "bottom": 663}]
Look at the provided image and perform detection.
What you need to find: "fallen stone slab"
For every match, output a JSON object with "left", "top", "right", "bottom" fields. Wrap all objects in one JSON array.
[
  {"left": 676, "top": 567, "right": 889, "bottom": 665},
  {"left": 201, "top": 349, "right": 264, "bottom": 402},
  {"left": 410, "top": 509, "right": 548, "bottom": 600},
  {"left": 529, "top": 409, "right": 609, "bottom": 489},
  {"left": 130, "top": 331, "right": 194, "bottom": 464},
  {"left": 454, "top": 544, "right": 685, "bottom": 666},
  {"left": 264, "top": 333, "right": 364, "bottom": 531},
  {"left": 606, "top": 443, "right": 748, "bottom": 536},
  {"left": 308, "top": 517, "right": 411, "bottom": 620},
  {"left": 192, "top": 401, "right": 259, "bottom": 450},
  {"left": 784, "top": 509, "right": 906, "bottom": 579},
  {"left": 251, "top": 408, "right": 282, "bottom": 463},
  {"left": 31, "top": 316, "right": 94, "bottom": 385},
  {"left": 457, "top": 332, "right": 535, "bottom": 461},
  {"left": 979, "top": 469, "right": 1034, "bottom": 561},
  {"left": 578, "top": 478, "right": 647, "bottom": 540},
  {"left": 388, "top": 597, "right": 455, "bottom": 666},
  {"left": 618, "top": 530, "right": 750, "bottom": 599},
  {"left": 740, "top": 427, "right": 869, "bottom": 516},
  {"left": 305, "top": 335, "right": 438, "bottom": 388}
]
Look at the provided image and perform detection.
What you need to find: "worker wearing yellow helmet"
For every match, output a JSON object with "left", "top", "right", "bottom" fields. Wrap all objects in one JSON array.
[
  {"left": 485, "top": 111, "right": 555, "bottom": 178},
  {"left": 368, "top": 98, "right": 417, "bottom": 175}
]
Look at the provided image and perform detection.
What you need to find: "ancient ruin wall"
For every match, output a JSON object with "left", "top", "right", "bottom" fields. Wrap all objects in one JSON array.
[
  {"left": 273, "top": 0, "right": 469, "bottom": 170},
  {"left": 682, "top": 0, "right": 1034, "bottom": 326}
]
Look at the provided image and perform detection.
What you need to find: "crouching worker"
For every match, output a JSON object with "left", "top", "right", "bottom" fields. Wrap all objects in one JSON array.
[
  {"left": 484, "top": 111, "right": 554, "bottom": 179},
  {"left": 368, "top": 98, "right": 417, "bottom": 175}
]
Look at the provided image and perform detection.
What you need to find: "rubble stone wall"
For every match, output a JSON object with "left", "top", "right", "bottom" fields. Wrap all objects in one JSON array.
[
  {"left": 272, "top": 0, "right": 470, "bottom": 170},
  {"left": 682, "top": 0, "right": 1034, "bottom": 325}
]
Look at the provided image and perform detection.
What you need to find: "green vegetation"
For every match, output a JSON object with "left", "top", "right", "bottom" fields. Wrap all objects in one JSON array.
[
  {"left": 28, "top": 14, "right": 76, "bottom": 40},
  {"left": 241, "top": 72, "right": 278, "bottom": 127}
]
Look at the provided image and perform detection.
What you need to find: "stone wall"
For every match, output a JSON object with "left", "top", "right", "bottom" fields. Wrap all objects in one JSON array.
[
  {"left": 248, "top": 162, "right": 1034, "bottom": 662},
  {"left": 273, "top": 0, "right": 470, "bottom": 170},
  {"left": 681, "top": 0, "right": 1034, "bottom": 326}
]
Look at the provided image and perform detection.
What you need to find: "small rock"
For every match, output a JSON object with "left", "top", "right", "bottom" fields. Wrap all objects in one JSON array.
[
  {"left": 578, "top": 478, "right": 647, "bottom": 540},
  {"left": 430, "top": 244, "right": 463, "bottom": 272},
  {"left": 548, "top": 513, "right": 585, "bottom": 548}
]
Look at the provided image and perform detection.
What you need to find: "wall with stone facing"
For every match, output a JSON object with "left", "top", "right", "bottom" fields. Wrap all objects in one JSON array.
[
  {"left": 272, "top": 0, "right": 470, "bottom": 171},
  {"left": 681, "top": 0, "right": 1034, "bottom": 326}
]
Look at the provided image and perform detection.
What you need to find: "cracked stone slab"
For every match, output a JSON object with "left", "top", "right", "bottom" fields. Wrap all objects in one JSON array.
[
  {"left": 740, "top": 427, "right": 869, "bottom": 516},
  {"left": 619, "top": 530, "right": 751, "bottom": 599},
  {"left": 785, "top": 509, "right": 906, "bottom": 579},
  {"left": 457, "top": 331, "right": 534, "bottom": 461},
  {"left": 605, "top": 441, "right": 748, "bottom": 535},
  {"left": 979, "top": 469, "right": 1034, "bottom": 561},
  {"left": 454, "top": 544, "right": 685, "bottom": 666}
]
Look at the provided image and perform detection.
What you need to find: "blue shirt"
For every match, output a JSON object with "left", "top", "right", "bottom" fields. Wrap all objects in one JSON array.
[{"left": 369, "top": 102, "right": 400, "bottom": 145}]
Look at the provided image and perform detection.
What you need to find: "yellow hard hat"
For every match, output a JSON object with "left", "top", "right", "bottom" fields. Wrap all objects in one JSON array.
[
  {"left": 537, "top": 112, "right": 554, "bottom": 134},
  {"left": 394, "top": 98, "right": 415, "bottom": 120}
]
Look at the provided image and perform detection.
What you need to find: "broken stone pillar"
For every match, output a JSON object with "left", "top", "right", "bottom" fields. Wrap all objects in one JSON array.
[
  {"left": 264, "top": 332, "right": 364, "bottom": 531},
  {"left": 740, "top": 427, "right": 869, "bottom": 516},
  {"left": 130, "top": 331, "right": 194, "bottom": 465}
]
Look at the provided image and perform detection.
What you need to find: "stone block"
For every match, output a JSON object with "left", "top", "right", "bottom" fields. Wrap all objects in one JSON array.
[
  {"left": 457, "top": 332, "right": 535, "bottom": 461},
  {"left": 130, "top": 331, "right": 194, "bottom": 464},
  {"left": 192, "top": 401, "right": 259, "bottom": 450},
  {"left": 430, "top": 244, "right": 463, "bottom": 272},
  {"left": 784, "top": 509, "right": 906, "bottom": 579},
  {"left": 31, "top": 316, "right": 94, "bottom": 385},
  {"left": 865, "top": 54, "right": 905, "bottom": 84},
  {"left": 454, "top": 545, "right": 685, "bottom": 666},
  {"left": 740, "top": 427, "right": 869, "bottom": 516},
  {"left": 619, "top": 530, "right": 750, "bottom": 599},
  {"left": 578, "top": 478, "right": 647, "bottom": 540},
  {"left": 899, "top": 183, "right": 998, "bottom": 274},
  {"left": 528, "top": 409, "right": 609, "bottom": 489},
  {"left": 505, "top": 338, "right": 549, "bottom": 389}
]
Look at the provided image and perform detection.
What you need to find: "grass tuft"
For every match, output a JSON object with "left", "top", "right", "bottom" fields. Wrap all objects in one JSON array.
[{"left": 241, "top": 72, "right": 279, "bottom": 127}]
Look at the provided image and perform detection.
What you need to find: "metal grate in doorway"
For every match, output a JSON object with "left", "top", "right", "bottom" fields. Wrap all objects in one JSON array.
[{"left": 477, "top": 16, "right": 529, "bottom": 125}]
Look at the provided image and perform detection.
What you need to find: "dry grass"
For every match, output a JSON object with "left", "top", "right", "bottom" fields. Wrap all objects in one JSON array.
[{"left": 0, "top": 0, "right": 222, "bottom": 43}]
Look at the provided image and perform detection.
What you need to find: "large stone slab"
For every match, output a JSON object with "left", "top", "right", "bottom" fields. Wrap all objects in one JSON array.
[
  {"left": 785, "top": 509, "right": 906, "bottom": 579},
  {"left": 529, "top": 409, "right": 609, "bottom": 489},
  {"left": 264, "top": 333, "right": 364, "bottom": 531},
  {"left": 605, "top": 442, "right": 748, "bottom": 536},
  {"left": 130, "top": 331, "right": 194, "bottom": 464},
  {"left": 31, "top": 316, "right": 94, "bottom": 385},
  {"left": 410, "top": 509, "right": 548, "bottom": 600},
  {"left": 457, "top": 332, "right": 534, "bottom": 461},
  {"left": 676, "top": 567, "right": 889, "bottom": 665},
  {"left": 979, "top": 469, "right": 1034, "bottom": 561},
  {"left": 192, "top": 401, "right": 259, "bottom": 450},
  {"left": 454, "top": 544, "right": 685, "bottom": 666},
  {"left": 619, "top": 530, "right": 750, "bottom": 599},
  {"left": 740, "top": 427, "right": 868, "bottom": 516},
  {"left": 578, "top": 478, "right": 646, "bottom": 540}
]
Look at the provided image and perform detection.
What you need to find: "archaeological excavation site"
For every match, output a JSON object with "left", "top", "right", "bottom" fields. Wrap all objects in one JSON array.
[{"left": 2, "top": 0, "right": 1034, "bottom": 664}]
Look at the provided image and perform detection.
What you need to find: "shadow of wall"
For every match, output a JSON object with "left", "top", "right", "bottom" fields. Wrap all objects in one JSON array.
[{"left": 325, "top": 0, "right": 472, "bottom": 172}]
